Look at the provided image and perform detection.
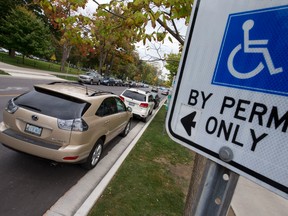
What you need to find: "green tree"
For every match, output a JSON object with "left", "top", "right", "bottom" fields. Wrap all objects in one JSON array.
[
  {"left": 0, "top": 0, "right": 44, "bottom": 56},
  {"left": 89, "top": 6, "right": 138, "bottom": 76},
  {"left": 165, "top": 53, "right": 181, "bottom": 85},
  {"left": 34, "top": 0, "right": 91, "bottom": 72},
  {"left": 0, "top": 6, "right": 54, "bottom": 63}
]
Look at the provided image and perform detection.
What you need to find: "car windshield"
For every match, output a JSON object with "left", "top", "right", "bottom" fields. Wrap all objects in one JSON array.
[
  {"left": 14, "top": 87, "right": 90, "bottom": 119},
  {"left": 122, "top": 90, "right": 146, "bottom": 102}
]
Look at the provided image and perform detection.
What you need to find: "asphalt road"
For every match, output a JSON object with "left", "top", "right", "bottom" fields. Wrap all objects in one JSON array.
[{"left": 0, "top": 76, "right": 154, "bottom": 216}]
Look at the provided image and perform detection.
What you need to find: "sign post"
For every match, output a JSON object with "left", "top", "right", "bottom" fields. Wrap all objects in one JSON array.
[
  {"left": 189, "top": 159, "right": 239, "bottom": 216},
  {"left": 166, "top": 0, "right": 288, "bottom": 201}
]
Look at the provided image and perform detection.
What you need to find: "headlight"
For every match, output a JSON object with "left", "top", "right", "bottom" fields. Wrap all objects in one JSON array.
[
  {"left": 58, "top": 118, "right": 88, "bottom": 131},
  {"left": 5, "top": 98, "right": 18, "bottom": 114}
]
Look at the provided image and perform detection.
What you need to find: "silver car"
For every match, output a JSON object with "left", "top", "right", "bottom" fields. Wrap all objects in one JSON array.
[{"left": 78, "top": 72, "right": 102, "bottom": 85}]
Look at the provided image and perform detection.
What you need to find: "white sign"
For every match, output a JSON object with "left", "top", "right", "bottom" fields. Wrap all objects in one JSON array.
[{"left": 166, "top": 0, "right": 288, "bottom": 199}]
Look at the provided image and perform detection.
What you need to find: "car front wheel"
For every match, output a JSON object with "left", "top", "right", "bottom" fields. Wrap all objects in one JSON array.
[{"left": 82, "top": 139, "right": 103, "bottom": 170}]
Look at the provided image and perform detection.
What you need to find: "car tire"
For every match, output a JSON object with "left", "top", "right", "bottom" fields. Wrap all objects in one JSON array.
[
  {"left": 82, "top": 139, "right": 103, "bottom": 170},
  {"left": 120, "top": 119, "right": 131, "bottom": 137},
  {"left": 90, "top": 80, "right": 93, "bottom": 85},
  {"left": 149, "top": 108, "right": 153, "bottom": 115},
  {"left": 142, "top": 116, "right": 147, "bottom": 122}
]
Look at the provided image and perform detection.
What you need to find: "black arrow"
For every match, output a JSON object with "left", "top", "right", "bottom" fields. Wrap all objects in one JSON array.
[{"left": 181, "top": 111, "right": 197, "bottom": 136}]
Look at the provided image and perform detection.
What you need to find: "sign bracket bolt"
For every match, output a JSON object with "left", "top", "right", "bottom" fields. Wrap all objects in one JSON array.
[{"left": 219, "top": 146, "right": 233, "bottom": 162}]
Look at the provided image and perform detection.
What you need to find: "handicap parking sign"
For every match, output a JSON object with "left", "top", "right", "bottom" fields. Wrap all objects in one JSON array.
[{"left": 212, "top": 6, "right": 288, "bottom": 96}]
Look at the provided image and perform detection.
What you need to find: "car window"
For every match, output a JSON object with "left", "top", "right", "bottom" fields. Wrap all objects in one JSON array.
[
  {"left": 122, "top": 90, "right": 146, "bottom": 102},
  {"left": 115, "top": 97, "right": 126, "bottom": 112},
  {"left": 14, "top": 88, "right": 90, "bottom": 119},
  {"left": 96, "top": 97, "right": 117, "bottom": 117},
  {"left": 148, "top": 95, "right": 154, "bottom": 102}
]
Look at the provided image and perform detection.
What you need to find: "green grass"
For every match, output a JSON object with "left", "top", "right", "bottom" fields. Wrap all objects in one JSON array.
[
  {"left": 55, "top": 75, "right": 78, "bottom": 81},
  {"left": 0, "top": 53, "right": 82, "bottom": 75},
  {"left": 89, "top": 108, "right": 195, "bottom": 216}
]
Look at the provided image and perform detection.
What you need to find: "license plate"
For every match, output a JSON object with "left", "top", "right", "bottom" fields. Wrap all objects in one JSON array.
[
  {"left": 128, "top": 102, "right": 135, "bottom": 106},
  {"left": 25, "top": 123, "right": 43, "bottom": 136}
]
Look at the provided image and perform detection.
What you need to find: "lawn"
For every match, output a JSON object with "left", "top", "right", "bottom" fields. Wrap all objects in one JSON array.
[
  {"left": 89, "top": 107, "right": 195, "bottom": 216},
  {"left": 0, "top": 52, "right": 82, "bottom": 75}
]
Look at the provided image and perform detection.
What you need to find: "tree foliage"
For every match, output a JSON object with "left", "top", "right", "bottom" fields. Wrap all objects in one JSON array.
[
  {"left": 34, "top": 0, "right": 91, "bottom": 71},
  {"left": 0, "top": 6, "right": 53, "bottom": 62},
  {"left": 99, "top": 0, "right": 193, "bottom": 46},
  {"left": 165, "top": 52, "right": 181, "bottom": 85},
  {"left": 0, "top": 0, "right": 191, "bottom": 84},
  {"left": 90, "top": 6, "right": 137, "bottom": 75},
  {"left": 95, "top": 0, "right": 193, "bottom": 83}
]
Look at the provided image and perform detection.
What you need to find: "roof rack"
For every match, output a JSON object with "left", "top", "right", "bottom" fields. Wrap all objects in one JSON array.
[
  {"left": 89, "top": 91, "right": 114, "bottom": 97},
  {"left": 47, "top": 82, "right": 114, "bottom": 97}
]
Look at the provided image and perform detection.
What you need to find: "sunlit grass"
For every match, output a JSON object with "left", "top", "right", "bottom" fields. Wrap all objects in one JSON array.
[{"left": 0, "top": 53, "right": 82, "bottom": 75}]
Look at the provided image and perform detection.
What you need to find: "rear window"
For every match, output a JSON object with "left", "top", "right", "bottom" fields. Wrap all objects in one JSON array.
[
  {"left": 122, "top": 90, "right": 146, "bottom": 102},
  {"left": 14, "top": 87, "right": 90, "bottom": 119}
]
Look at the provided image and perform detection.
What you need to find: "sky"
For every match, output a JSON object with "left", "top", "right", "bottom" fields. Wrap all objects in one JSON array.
[{"left": 83, "top": 0, "right": 188, "bottom": 78}]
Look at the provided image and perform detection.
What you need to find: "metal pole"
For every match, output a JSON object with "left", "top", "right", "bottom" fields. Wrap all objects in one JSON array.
[{"left": 190, "top": 159, "right": 239, "bottom": 216}]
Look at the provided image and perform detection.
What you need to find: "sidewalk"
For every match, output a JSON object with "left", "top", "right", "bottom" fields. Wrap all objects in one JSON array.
[
  {"left": 0, "top": 61, "right": 287, "bottom": 215},
  {"left": 231, "top": 177, "right": 288, "bottom": 216}
]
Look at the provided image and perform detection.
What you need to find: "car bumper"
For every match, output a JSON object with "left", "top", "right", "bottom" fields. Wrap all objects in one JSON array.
[
  {"left": 0, "top": 122, "right": 90, "bottom": 163},
  {"left": 130, "top": 108, "right": 149, "bottom": 118},
  {"left": 78, "top": 78, "right": 90, "bottom": 83}
]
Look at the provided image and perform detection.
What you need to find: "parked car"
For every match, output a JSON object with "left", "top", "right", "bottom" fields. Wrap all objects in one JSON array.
[
  {"left": 151, "top": 92, "right": 160, "bottom": 109},
  {"left": 123, "top": 81, "right": 130, "bottom": 87},
  {"left": 0, "top": 82, "right": 132, "bottom": 169},
  {"left": 136, "top": 82, "right": 144, "bottom": 87},
  {"left": 101, "top": 77, "right": 116, "bottom": 86},
  {"left": 161, "top": 88, "right": 169, "bottom": 95},
  {"left": 115, "top": 79, "right": 123, "bottom": 86},
  {"left": 151, "top": 86, "right": 158, "bottom": 93},
  {"left": 78, "top": 72, "right": 102, "bottom": 85},
  {"left": 0, "top": 47, "right": 8, "bottom": 53},
  {"left": 128, "top": 81, "right": 137, "bottom": 87},
  {"left": 120, "top": 88, "right": 155, "bottom": 122}
]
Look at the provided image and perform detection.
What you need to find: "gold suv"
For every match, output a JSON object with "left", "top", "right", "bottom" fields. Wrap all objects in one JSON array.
[{"left": 0, "top": 82, "right": 132, "bottom": 169}]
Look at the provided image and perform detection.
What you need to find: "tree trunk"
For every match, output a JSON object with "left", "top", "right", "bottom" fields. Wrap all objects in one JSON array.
[
  {"left": 184, "top": 154, "right": 208, "bottom": 216},
  {"left": 9, "top": 49, "right": 15, "bottom": 58},
  {"left": 108, "top": 52, "right": 115, "bottom": 74},
  {"left": 99, "top": 49, "right": 107, "bottom": 76},
  {"left": 60, "top": 43, "right": 72, "bottom": 72}
]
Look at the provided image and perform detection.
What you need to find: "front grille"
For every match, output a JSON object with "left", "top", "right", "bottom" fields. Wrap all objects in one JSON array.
[{"left": 3, "top": 129, "right": 61, "bottom": 150}]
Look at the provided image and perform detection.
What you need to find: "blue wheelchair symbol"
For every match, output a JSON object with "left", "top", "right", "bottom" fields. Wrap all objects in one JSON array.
[{"left": 212, "top": 6, "right": 288, "bottom": 96}]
